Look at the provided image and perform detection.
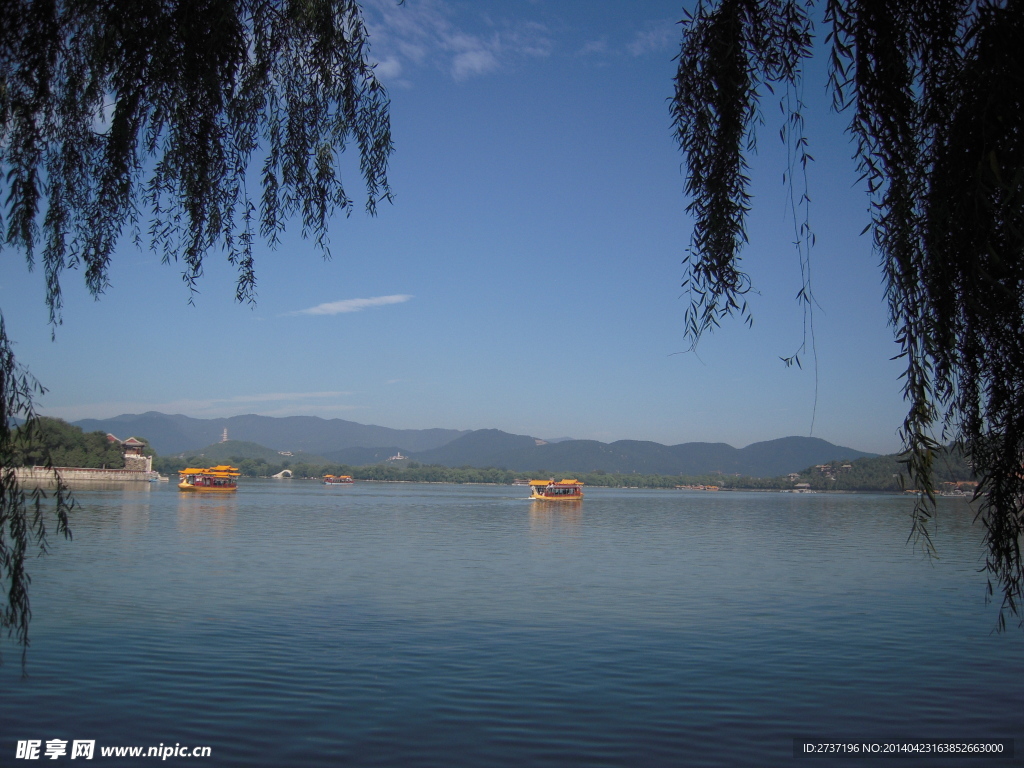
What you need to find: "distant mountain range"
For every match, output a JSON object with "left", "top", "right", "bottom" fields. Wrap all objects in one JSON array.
[
  {"left": 73, "top": 412, "right": 468, "bottom": 456},
  {"left": 410, "top": 430, "right": 874, "bottom": 477},
  {"left": 73, "top": 412, "right": 876, "bottom": 478}
]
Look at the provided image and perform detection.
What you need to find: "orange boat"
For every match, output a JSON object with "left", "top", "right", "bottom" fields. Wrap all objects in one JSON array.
[
  {"left": 178, "top": 465, "right": 240, "bottom": 492},
  {"left": 529, "top": 478, "right": 584, "bottom": 500}
]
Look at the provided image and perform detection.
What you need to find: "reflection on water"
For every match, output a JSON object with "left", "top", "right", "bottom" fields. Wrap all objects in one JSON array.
[
  {"left": 528, "top": 500, "right": 582, "bottom": 532},
  {"left": 62, "top": 483, "right": 154, "bottom": 535},
  {"left": 119, "top": 497, "right": 151, "bottom": 534},
  {"left": 62, "top": 480, "right": 153, "bottom": 493},
  {"left": 177, "top": 491, "right": 238, "bottom": 536}
]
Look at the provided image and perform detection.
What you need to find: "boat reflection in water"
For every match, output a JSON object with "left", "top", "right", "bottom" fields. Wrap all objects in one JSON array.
[
  {"left": 177, "top": 492, "right": 238, "bottom": 536},
  {"left": 529, "top": 500, "right": 582, "bottom": 533}
]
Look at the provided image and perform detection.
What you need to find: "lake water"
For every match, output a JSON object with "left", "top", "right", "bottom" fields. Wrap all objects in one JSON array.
[{"left": 2, "top": 481, "right": 1022, "bottom": 767}]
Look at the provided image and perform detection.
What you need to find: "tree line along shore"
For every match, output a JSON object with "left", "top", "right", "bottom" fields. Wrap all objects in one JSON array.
[{"left": 17, "top": 418, "right": 975, "bottom": 494}]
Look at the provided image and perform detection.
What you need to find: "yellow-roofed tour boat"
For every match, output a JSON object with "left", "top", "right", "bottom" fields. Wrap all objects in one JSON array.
[
  {"left": 323, "top": 474, "right": 354, "bottom": 485},
  {"left": 529, "top": 478, "right": 584, "bottom": 500},
  {"left": 178, "top": 465, "right": 240, "bottom": 492}
]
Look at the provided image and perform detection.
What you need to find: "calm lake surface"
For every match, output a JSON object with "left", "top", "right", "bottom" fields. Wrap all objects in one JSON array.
[{"left": 2, "top": 481, "right": 1022, "bottom": 767}]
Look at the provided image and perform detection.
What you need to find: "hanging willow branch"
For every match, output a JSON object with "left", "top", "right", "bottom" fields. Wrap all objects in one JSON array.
[
  {"left": 674, "top": 0, "right": 1024, "bottom": 626},
  {"left": 0, "top": 0, "right": 393, "bottom": 663},
  {"left": 0, "top": 319, "right": 72, "bottom": 669}
]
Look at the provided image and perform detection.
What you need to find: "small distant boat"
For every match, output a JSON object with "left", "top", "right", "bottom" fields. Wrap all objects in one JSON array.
[
  {"left": 323, "top": 474, "right": 354, "bottom": 485},
  {"left": 178, "top": 465, "right": 240, "bottom": 492},
  {"left": 529, "top": 478, "right": 583, "bottom": 500}
]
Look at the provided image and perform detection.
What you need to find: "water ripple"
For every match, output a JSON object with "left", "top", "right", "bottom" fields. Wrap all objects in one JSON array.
[{"left": 2, "top": 483, "right": 1020, "bottom": 767}]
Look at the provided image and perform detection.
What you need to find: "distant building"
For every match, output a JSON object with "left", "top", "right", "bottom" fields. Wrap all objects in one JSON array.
[{"left": 221, "top": 428, "right": 229, "bottom": 443}]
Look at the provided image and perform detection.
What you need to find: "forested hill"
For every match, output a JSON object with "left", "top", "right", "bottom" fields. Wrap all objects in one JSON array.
[
  {"left": 798, "top": 448, "right": 975, "bottom": 492},
  {"left": 412, "top": 431, "right": 875, "bottom": 478},
  {"left": 12, "top": 417, "right": 150, "bottom": 469}
]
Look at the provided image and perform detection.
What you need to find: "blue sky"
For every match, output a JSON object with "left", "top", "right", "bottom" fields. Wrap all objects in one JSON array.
[{"left": 0, "top": 0, "right": 908, "bottom": 454}]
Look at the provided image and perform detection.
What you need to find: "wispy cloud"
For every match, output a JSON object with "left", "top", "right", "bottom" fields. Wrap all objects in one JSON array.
[
  {"left": 374, "top": 56, "right": 403, "bottom": 80},
  {"left": 291, "top": 294, "right": 413, "bottom": 316},
  {"left": 249, "top": 404, "right": 365, "bottom": 417},
  {"left": 363, "top": 0, "right": 552, "bottom": 83},
  {"left": 220, "top": 392, "right": 353, "bottom": 403},
  {"left": 577, "top": 39, "right": 609, "bottom": 57},
  {"left": 452, "top": 48, "right": 499, "bottom": 79},
  {"left": 627, "top": 22, "right": 677, "bottom": 57}
]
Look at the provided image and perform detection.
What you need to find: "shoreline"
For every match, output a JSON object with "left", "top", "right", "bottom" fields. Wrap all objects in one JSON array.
[
  {"left": 13, "top": 465, "right": 158, "bottom": 486},
  {"left": 261, "top": 476, "right": 919, "bottom": 494}
]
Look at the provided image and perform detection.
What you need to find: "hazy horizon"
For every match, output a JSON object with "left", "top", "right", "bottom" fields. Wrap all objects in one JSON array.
[{"left": 66, "top": 409, "right": 882, "bottom": 454}]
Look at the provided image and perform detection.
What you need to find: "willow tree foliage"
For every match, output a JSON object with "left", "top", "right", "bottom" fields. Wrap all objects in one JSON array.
[
  {"left": 673, "top": 0, "right": 1024, "bottom": 623},
  {"left": 0, "top": 0, "right": 393, "bottom": 663}
]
